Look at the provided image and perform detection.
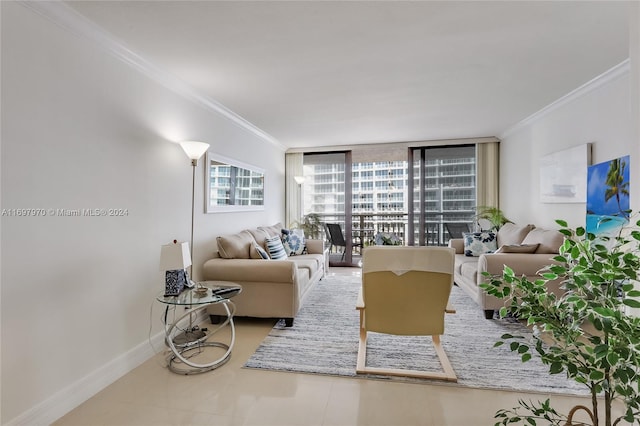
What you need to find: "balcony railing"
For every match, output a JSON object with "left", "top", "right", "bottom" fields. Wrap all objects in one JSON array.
[{"left": 312, "top": 211, "right": 474, "bottom": 247}]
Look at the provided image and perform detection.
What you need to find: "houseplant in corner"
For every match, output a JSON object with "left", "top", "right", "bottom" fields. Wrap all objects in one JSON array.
[
  {"left": 291, "top": 213, "right": 323, "bottom": 239},
  {"left": 481, "top": 217, "right": 640, "bottom": 426},
  {"left": 474, "top": 206, "right": 513, "bottom": 231}
]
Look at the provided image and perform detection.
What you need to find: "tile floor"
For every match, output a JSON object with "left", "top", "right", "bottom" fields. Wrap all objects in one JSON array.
[{"left": 55, "top": 269, "right": 610, "bottom": 426}]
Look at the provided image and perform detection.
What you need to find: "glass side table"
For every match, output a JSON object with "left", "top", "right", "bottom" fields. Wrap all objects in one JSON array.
[{"left": 156, "top": 281, "right": 242, "bottom": 375}]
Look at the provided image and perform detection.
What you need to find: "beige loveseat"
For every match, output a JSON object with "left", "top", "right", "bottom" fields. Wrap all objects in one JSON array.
[
  {"left": 448, "top": 223, "right": 565, "bottom": 319},
  {"left": 202, "top": 223, "right": 327, "bottom": 327}
]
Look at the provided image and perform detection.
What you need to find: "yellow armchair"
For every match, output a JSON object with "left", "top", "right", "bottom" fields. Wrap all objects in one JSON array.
[{"left": 356, "top": 246, "right": 457, "bottom": 382}]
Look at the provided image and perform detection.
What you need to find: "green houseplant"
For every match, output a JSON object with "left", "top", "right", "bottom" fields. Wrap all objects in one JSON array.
[
  {"left": 481, "top": 217, "right": 640, "bottom": 426},
  {"left": 474, "top": 206, "right": 513, "bottom": 231},
  {"left": 291, "top": 213, "right": 323, "bottom": 239}
]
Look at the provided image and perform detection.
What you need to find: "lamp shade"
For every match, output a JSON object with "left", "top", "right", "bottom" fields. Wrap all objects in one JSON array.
[
  {"left": 294, "top": 176, "right": 305, "bottom": 185},
  {"left": 160, "top": 241, "right": 192, "bottom": 271},
  {"left": 179, "top": 141, "right": 210, "bottom": 161}
]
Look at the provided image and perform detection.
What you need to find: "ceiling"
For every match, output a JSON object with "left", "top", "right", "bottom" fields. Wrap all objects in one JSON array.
[{"left": 66, "top": 1, "right": 631, "bottom": 149}]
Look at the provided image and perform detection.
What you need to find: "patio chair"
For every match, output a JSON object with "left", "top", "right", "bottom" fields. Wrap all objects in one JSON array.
[
  {"left": 325, "top": 223, "right": 363, "bottom": 260},
  {"left": 444, "top": 222, "right": 470, "bottom": 239},
  {"left": 356, "top": 246, "right": 457, "bottom": 382}
]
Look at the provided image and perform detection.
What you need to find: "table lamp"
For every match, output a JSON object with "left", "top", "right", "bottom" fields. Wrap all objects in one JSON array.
[{"left": 160, "top": 240, "right": 192, "bottom": 296}]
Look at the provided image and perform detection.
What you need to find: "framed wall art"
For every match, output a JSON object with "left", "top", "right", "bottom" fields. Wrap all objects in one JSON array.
[
  {"left": 539, "top": 143, "right": 591, "bottom": 203},
  {"left": 205, "top": 153, "right": 265, "bottom": 213},
  {"left": 586, "top": 154, "right": 630, "bottom": 237}
]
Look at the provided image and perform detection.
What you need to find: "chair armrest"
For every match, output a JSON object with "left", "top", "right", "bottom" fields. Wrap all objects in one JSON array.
[
  {"left": 478, "top": 253, "right": 560, "bottom": 278},
  {"left": 305, "top": 239, "right": 325, "bottom": 254},
  {"left": 448, "top": 238, "right": 464, "bottom": 254}
]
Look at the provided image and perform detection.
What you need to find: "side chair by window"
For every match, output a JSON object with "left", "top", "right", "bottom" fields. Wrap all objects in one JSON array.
[
  {"left": 444, "top": 222, "right": 470, "bottom": 239},
  {"left": 325, "top": 223, "right": 363, "bottom": 260}
]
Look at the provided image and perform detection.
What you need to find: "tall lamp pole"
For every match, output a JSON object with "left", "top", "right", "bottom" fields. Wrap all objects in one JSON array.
[{"left": 179, "top": 141, "right": 210, "bottom": 282}]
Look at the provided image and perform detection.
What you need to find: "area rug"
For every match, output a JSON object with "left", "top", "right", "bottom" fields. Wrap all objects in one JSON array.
[{"left": 244, "top": 274, "right": 587, "bottom": 395}]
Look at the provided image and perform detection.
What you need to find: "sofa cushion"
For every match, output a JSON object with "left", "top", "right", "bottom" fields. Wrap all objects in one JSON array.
[
  {"left": 495, "top": 243, "right": 539, "bottom": 254},
  {"left": 293, "top": 253, "right": 325, "bottom": 272},
  {"left": 497, "top": 223, "right": 535, "bottom": 246},
  {"left": 265, "top": 235, "right": 288, "bottom": 260},
  {"left": 281, "top": 228, "right": 306, "bottom": 256},
  {"left": 453, "top": 253, "right": 477, "bottom": 275},
  {"left": 259, "top": 223, "right": 283, "bottom": 238},
  {"left": 463, "top": 231, "right": 497, "bottom": 257},
  {"left": 521, "top": 228, "right": 564, "bottom": 254},
  {"left": 290, "top": 257, "right": 319, "bottom": 276},
  {"left": 217, "top": 231, "right": 256, "bottom": 259},
  {"left": 246, "top": 228, "right": 269, "bottom": 250},
  {"left": 460, "top": 261, "right": 479, "bottom": 284}
]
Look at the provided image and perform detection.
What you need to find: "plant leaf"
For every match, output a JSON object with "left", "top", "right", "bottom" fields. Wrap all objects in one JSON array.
[{"left": 623, "top": 299, "right": 640, "bottom": 308}]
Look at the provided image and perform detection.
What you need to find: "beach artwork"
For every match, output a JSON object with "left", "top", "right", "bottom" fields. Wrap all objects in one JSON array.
[{"left": 586, "top": 155, "right": 630, "bottom": 237}]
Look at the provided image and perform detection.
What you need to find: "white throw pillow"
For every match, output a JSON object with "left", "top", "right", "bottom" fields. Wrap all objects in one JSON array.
[
  {"left": 463, "top": 232, "right": 497, "bottom": 257},
  {"left": 281, "top": 228, "right": 306, "bottom": 256},
  {"left": 265, "top": 235, "right": 288, "bottom": 260}
]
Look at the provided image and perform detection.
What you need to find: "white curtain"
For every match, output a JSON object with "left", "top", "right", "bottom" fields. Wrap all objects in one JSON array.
[
  {"left": 476, "top": 141, "right": 500, "bottom": 210},
  {"left": 285, "top": 152, "right": 304, "bottom": 227}
]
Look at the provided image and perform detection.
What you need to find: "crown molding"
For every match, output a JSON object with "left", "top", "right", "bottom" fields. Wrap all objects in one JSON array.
[
  {"left": 19, "top": 0, "right": 286, "bottom": 151},
  {"left": 500, "top": 59, "right": 631, "bottom": 140}
]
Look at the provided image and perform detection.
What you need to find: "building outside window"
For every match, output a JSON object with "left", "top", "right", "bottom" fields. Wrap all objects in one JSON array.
[{"left": 302, "top": 146, "right": 476, "bottom": 246}]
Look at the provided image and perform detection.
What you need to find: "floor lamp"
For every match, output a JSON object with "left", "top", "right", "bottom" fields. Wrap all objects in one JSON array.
[
  {"left": 172, "top": 141, "right": 209, "bottom": 346},
  {"left": 179, "top": 140, "right": 210, "bottom": 284}
]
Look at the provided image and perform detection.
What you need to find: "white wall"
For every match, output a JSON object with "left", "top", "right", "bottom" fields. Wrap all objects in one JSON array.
[
  {"left": 500, "top": 67, "right": 634, "bottom": 229},
  {"left": 500, "top": 6, "right": 640, "bottom": 229},
  {"left": 1, "top": 2, "right": 284, "bottom": 424}
]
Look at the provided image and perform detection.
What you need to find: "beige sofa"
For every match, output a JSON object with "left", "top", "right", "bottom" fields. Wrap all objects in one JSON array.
[
  {"left": 448, "top": 223, "right": 565, "bottom": 319},
  {"left": 202, "top": 223, "right": 328, "bottom": 327}
]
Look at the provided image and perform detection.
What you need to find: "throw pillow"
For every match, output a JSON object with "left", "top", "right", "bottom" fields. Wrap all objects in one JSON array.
[
  {"left": 494, "top": 243, "right": 539, "bottom": 254},
  {"left": 252, "top": 242, "right": 270, "bottom": 259},
  {"left": 463, "top": 231, "right": 497, "bottom": 257},
  {"left": 216, "top": 231, "right": 255, "bottom": 259},
  {"left": 265, "top": 235, "right": 288, "bottom": 260},
  {"left": 258, "top": 223, "right": 284, "bottom": 238},
  {"left": 521, "top": 228, "right": 565, "bottom": 254},
  {"left": 496, "top": 223, "right": 536, "bottom": 246},
  {"left": 281, "top": 228, "right": 305, "bottom": 256}
]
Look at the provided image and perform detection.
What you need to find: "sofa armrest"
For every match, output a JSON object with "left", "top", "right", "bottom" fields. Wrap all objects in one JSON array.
[
  {"left": 202, "top": 258, "right": 296, "bottom": 283},
  {"left": 448, "top": 238, "right": 464, "bottom": 254},
  {"left": 305, "top": 239, "right": 324, "bottom": 254},
  {"left": 478, "top": 253, "right": 560, "bottom": 278}
]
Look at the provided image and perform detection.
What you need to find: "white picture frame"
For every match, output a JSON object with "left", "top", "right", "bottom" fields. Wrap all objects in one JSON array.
[{"left": 205, "top": 152, "right": 265, "bottom": 213}]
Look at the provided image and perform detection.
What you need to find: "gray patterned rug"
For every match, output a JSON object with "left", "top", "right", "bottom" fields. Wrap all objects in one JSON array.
[{"left": 244, "top": 274, "right": 586, "bottom": 395}]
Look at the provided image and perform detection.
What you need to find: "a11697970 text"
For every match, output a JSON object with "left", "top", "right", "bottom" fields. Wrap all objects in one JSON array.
[{"left": 1, "top": 208, "right": 129, "bottom": 217}]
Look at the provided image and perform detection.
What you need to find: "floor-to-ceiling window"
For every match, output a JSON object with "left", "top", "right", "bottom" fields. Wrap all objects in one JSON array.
[
  {"left": 302, "top": 152, "right": 354, "bottom": 265},
  {"left": 409, "top": 145, "right": 476, "bottom": 246},
  {"left": 299, "top": 144, "right": 479, "bottom": 264}
]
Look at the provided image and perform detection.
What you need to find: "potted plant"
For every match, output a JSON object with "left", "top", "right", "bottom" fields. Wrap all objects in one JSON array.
[
  {"left": 291, "top": 213, "right": 323, "bottom": 239},
  {"left": 481, "top": 218, "right": 640, "bottom": 426},
  {"left": 473, "top": 206, "right": 513, "bottom": 231}
]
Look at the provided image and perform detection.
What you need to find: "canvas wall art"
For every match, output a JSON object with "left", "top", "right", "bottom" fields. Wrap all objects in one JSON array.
[
  {"left": 539, "top": 143, "right": 591, "bottom": 203},
  {"left": 586, "top": 155, "right": 630, "bottom": 237}
]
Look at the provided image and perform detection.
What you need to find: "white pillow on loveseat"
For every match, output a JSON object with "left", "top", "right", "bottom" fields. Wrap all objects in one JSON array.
[{"left": 463, "top": 231, "right": 497, "bottom": 257}]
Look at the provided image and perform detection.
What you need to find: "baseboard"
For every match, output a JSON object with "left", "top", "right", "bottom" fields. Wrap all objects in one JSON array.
[{"left": 6, "top": 309, "right": 209, "bottom": 425}]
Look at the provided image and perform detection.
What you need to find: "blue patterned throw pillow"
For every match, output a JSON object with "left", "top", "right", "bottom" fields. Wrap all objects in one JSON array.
[
  {"left": 265, "top": 235, "right": 288, "bottom": 260},
  {"left": 281, "top": 228, "right": 305, "bottom": 256},
  {"left": 463, "top": 231, "right": 497, "bottom": 257}
]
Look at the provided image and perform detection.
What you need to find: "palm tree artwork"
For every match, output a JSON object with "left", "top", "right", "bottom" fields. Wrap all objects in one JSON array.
[
  {"left": 604, "top": 157, "right": 630, "bottom": 218},
  {"left": 586, "top": 155, "right": 630, "bottom": 236}
]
